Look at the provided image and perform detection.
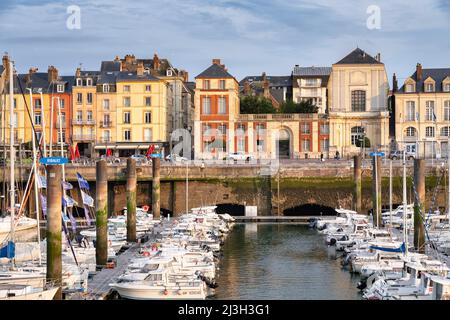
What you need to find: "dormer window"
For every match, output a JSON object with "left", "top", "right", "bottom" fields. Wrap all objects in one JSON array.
[
  {"left": 57, "top": 84, "right": 64, "bottom": 93},
  {"left": 445, "top": 83, "right": 450, "bottom": 92},
  {"left": 76, "top": 78, "right": 82, "bottom": 86},
  {"left": 405, "top": 84, "right": 415, "bottom": 93},
  {"left": 166, "top": 69, "right": 173, "bottom": 77},
  {"left": 103, "top": 84, "right": 110, "bottom": 93},
  {"left": 425, "top": 83, "right": 434, "bottom": 92},
  {"left": 86, "top": 78, "right": 93, "bottom": 86}
]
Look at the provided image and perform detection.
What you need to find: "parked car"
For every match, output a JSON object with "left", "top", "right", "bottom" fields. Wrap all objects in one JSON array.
[
  {"left": 389, "top": 150, "right": 415, "bottom": 160},
  {"left": 165, "top": 154, "right": 188, "bottom": 162},
  {"left": 227, "top": 152, "right": 255, "bottom": 162}
]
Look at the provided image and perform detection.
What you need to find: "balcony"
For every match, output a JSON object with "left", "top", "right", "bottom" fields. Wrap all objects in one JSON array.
[
  {"left": 73, "top": 134, "right": 95, "bottom": 141},
  {"left": 85, "top": 119, "right": 95, "bottom": 125},
  {"left": 100, "top": 121, "right": 112, "bottom": 128},
  {"left": 237, "top": 113, "right": 324, "bottom": 121},
  {"left": 55, "top": 122, "right": 66, "bottom": 129},
  {"left": 72, "top": 119, "right": 83, "bottom": 125}
]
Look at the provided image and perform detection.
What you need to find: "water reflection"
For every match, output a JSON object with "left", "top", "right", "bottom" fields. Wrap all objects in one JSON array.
[{"left": 212, "top": 224, "right": 361, "bottom": 300}]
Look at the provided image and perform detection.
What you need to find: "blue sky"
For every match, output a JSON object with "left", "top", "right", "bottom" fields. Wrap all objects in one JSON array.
[{"left": 0, "top": 0, "right": 449, "bottom": 85}]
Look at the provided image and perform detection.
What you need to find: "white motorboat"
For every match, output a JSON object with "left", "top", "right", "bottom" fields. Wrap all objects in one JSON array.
[{"left": 0, "top": 284, "right": 59, "bottom": 300}]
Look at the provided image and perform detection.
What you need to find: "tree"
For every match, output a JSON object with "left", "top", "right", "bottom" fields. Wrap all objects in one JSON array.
[
  {"left": 240, "top": 95, "right": 276, "bottom": 114},
  {"left": 356, "top": 136, "right": 371, "bottom": 148},
  {"left": 279, "top": 99, "right": 319, "bottom": 114}
]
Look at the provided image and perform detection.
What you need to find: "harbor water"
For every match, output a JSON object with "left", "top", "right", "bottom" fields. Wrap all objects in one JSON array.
[{"left": 212, "top": 223, "right": 361, "bottom": 300}]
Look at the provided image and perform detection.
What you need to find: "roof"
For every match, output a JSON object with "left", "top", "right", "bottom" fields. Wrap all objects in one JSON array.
[
  {"left": 293, "top": 66, "right": 331, "bottom": 76},
  {"left": 398, "top": 68, "right": 450, "bottom": 93},
  {"left": 240, "top": 75, "right": 292, "bottom": 87},
  {"left": 101, "top": 61, "right": 121, "bottom": 72},
  {"left": 335, "top": 48, "right": 382, "bottom": 65},
  {"left": 185, "top": 81, "right": 195, "bottom": 93},
  {"left": 116, "top": 71, "right": 159, "bottom": 82},
  {"left": 97, "top": 71, "right": 119, "bottom": 84},
  {"left": 196, "top": 64, "right": 235, "bottom": 79}
]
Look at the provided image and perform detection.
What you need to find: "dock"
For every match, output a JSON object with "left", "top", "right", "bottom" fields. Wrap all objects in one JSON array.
[{"left": 234, "top": 216, "right": 336, "bottom": 224}]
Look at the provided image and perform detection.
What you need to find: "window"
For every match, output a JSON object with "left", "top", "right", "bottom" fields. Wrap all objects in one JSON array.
[
  {"left": 124, "top": 85, "right": 130, "bottom": 92},
  {"left": 351, "top": 126, "right": 364, "bottom": 145},
  {"left": 301, "top": 123, "right": 310, "bottom": 134},
  {"left": 124, "top": 97, "right": 131, "bottom": 107},
  {"left": 144, "top": 112, "right": 151, "bottom": 123},
  {"left": 218, "top": 124, "right": 227, "bottom": 135},
  {"left": 256, "top": 124, "right": 265, "bottom": 135},
  {"left": 59, "top": 99, "right": 65, "bottom": 109},
  {"left": 86, "top": 78, "right": 92, "bottom": 86},
  {"left": 219, "top": 80, "right": 226, "bottom": 90},
  {"left": 36, "top": 131, "right": 42, "bottom": 142},
  {"left": 425, "top": 83, "right": 434, "bottom": 92},
  {"left": 145, "top": 85, "right": 151, "bottom": 92},
  {"left": 34, "top": 99, "right": 42, "bottom": 109},
  {"left": 58, "top": 131, "right": 66, "bottom": 143},
  {"left": 59, "top": 112, "right": 66, "bottom": 124},
  {"left": 34, "top": 113, "right": 41, "bottom": 125},
  {"left": 202, "top": 97, "right": 211, "bottom": 114},
  {"left": 302, "top": 139, "right": 311, "bottom": 152},
  {"left": 445, "top": 101, "right": 450, "bottom": 121},
  {"left": 57, "top": 84, "right": 64, "bottom": 93},
  {"left": 426, "top": 101, "right": 435, "bottom": 121},
  {"left": 218, "top": 97, "right": 226, "bottom": 114},
  {"left": 406, "top": 101, "right": 416, "bottom": 121},
  {"left": 87, "top": 93, "right": 93, "bottom": 104},
  {"left": 203, "top": 124, "right": 212, "bottom": 136},
  {"left": 203, "top": 80, "right": 210, "bottom": 90},
  {"left": 103, "top": 99, "right": 110, "bottom": 110},
  {"left": 426, "top": 126, "right": 435, "bottom": 137},
  {"left": 124, "top": 130, "right": 131, "bottom": 141},
  {"left": 145, "top": 97, "right": 151, "bottom": 107},
  {"left": 87, "top": 111, "right": 93, "bottom": 121},
  {"left": 305, "top": 78, "right": 318, "bottom": 86},
  {"left": 237, "top": 138, "right": 245, "bottom": 152},
  {"left": 445, "top": 84, "right": 450, "bottom": 92},
  {"left": 406, "top": 84, "right": 414, "bottom": 93},
  {"left": 351, "top": 90, "right": 366, "bottom": 112},
  {"left": 77, "top": 93, "right": 83, "bottom": 104},
  {"left": 103, "top": 84, "right": 110, "bottom": 93},
  {"left": 76, "top": 111, "right": 83, "bottom": 121},
  {"left": 441, "top": 127, "right": 450, "bottom": 137},
  {"left": 76, "top": 78, "right": 82, "bottom": 86},
  {"left": 320, "top": 123, "right": 329, "bottom": 134},
  {"left": 103, "top": 114, "right": 110, "bottom": 127},
  {"left": 406, "top": 127, "right": 416, "bottom": 137},
  {"left": 13, "top": 98, "right": 17, "bottom": 109},
  {"left": 256, "top": 139, "right": 265, "bottom": 152},
  {"left": 320, "top": 138, "right": 329, "bottom": 151},
  {"left": 144, "top": 128, "right": 152, "bottom": 142},
  {"left": 124, "top": 112, "right": 131, "bottom": 124},
  {"left": 13, "top": 113, "right": 18, "bottom": 128},
  {"left": 103, "top": 130, "right": 111, "bottom": 142}
]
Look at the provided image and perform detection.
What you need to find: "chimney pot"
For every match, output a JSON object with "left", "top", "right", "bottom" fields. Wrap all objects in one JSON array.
[
  {"left": 416, "top": 63, "right": 423, "bottom": 81},
  {"left": 212, "top": 59, "right": 221, "bottom": 65}
]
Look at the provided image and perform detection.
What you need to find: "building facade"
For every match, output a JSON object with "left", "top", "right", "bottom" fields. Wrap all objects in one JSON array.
[{"left": 394, "top": 64, "right": 450, "bottom": 158}]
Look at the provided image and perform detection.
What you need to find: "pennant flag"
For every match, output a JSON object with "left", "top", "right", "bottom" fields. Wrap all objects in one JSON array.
[
  {"left": 68, "top": 210, "right": 77, "bottom": 233},
  {"left": 81, "top": 190, "right": 94, "bottom": 207},
  {"left": 84, "top": 206, "right": 91, "bottom": 225},
  {"left": 62, "top": 195, "right": 77, "bottom": 208},
  {"left": 76, "top": 173, "right": 90, "bottom": 190},
  {"left": 62, "top": 211, "right": 70, "bottom": 222},
  {"left": 37, "top": 175, "right": 47, "bottom": 189},
  {"left": 62, "top": 181, "right": 73, "bottom": 190},
  {"left": 39, "top": 193, "right": 47, "bottom": 218}
]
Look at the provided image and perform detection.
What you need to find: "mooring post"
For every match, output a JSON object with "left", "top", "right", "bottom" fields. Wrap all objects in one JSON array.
[
  {"left": 126, "top": 158, "right": 137, "bottom": 242},
  {"left": 95, "top": 160, "right": 108, "bottom": 267},
  {"left": 353, "top": 155, "right": 362, "bottom": 213},
  {"left": 152, "top": 157, "right": 161, "bottom": 219},
  {"left": 414, "top": 158, "right": 425, "bottom": 253},
  {"left": 46, "top": 164, "right": 62, "bottom": 300},
  {"left": 371, "top": 156, "right": 382, "bottom": 227}
]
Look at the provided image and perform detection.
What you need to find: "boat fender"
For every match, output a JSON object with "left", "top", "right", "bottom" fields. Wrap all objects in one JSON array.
[
  {"left": 163, "top": 289, "right": 169, "bottom": 296},
  {"left": 143, "top": 251, "right": 151, "bottom": 257}
]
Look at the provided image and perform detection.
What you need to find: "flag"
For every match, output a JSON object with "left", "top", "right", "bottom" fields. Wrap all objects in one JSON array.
[
  {"left": 68, "top": 210, "right": 77, "bottom": 233},
  {"left": 80, "top": 190, "right": 94, "bottom": 207},
  {"left": 62, "top": 181, "right": 73, "bottom": 190},
  {"left": 40, "top": 193, "right": 47, "bottom": 218},
  {"left": 37, "top": 175, "right": 47, "bottom": 189},
  {"left": 147, "top": 144, "right": 155, "bottom": 159},
  {"left": 68, "top": 145, "right": 75, "bottom": 161},
  {"left": 62, "top": 195, "right": 77, "bottom": 208},
  {"left": 76, "top": 173, "right": 90, "bottom": 190},
  {"left": 74, "top": 144, "right": 80, "bottom": 159},
  {"left": 84, "top": 206, "right": 91, "bottom": 225}
]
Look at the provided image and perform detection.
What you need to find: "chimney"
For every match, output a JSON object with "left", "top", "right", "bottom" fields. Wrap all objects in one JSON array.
[
  {"left": 2, "top": 55, "right": 10, "bottom": 78},
  {"left": 180, "top": 70, "right": 189, "bottom": 82},
  {"left": 243, "top": 80, "right": 251, "bottom": 95},
  {"left": 153, "top": 53, "right": 160, "bottom": 70},
  {"left": 263, "top": 79, "right": 270, "bottom": 99},
  {"left": 392, "top": 73, "right": 398, "bottom": 93},
  {"left": 136, "top": 61, "right": 144, "bottom": 76},
  {"left": 416, "top": 63, "right": 423, "bottom": 81},
  {"left": 75, "top": 67, "right": 81, "bottom": 77},
  {"left": 376, "top": 53, "right": 381, "bottom": 62},
  {"left": 262, "top": 72, "right": 267, "bottom": 82},
  {"left": 114, "top": 55, "right": 120, "bottom": 61},
  {"left": 124, "top": 54, "right": 135, "bottom": 64},
  {"left": 48, "top": 65, "right": 59, "bottom": 83},
  {"left": 212, "top": 59, "right": 221, "bottom": 65}
]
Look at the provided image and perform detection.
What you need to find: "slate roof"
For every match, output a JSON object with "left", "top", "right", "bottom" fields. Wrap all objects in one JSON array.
[
  {"left": 292, "top": 66, "right": 331, "bottom": 77},
  {"left": 97, "top": 71, "right": 119, "bottom": 84},
  {"left": 116, "top": 71, "right": 160, "bottom": 82},
  {"left": 398, "top": 68, "right": 450, "bottom": 93},
  {"left": 196, "top": 64, "right": 235, "bottom": 79},
  {"left": 101, "top": 61, "right": 121, "bottom": 72},
  {"left": 335, "top": 48, "right": 382, "bottom": 65},
  {"left": 240, "top": 75, "right": 292, "bottom": 87}
]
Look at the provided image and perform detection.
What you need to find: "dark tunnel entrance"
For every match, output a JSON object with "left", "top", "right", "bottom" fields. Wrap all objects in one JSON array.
[
  {"left": 215, "top": 203, "right": 246, "bottom": 216},
  {"left": 283, "top": 204, "right": 337, "bottom": 216}
]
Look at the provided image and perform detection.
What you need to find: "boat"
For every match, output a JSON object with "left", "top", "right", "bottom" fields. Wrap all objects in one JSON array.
[{"left": 0, "top": 284, "right": 59, "bottom": 300}]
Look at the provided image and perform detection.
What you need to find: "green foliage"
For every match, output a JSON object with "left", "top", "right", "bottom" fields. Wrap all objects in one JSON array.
[
  {"left": 355, "top": 136, "right": 371, "bottom": 148},
  {"left": 279, "top": 100, "right": 319, "bottom": 114},
  {"left": 240, "top": 95, "right": 277, "bottom": 114}
]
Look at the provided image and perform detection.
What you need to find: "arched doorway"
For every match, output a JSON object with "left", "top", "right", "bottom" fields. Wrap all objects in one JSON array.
[{"left": 277, "top": 129, "right": 291, "bottom": 159}]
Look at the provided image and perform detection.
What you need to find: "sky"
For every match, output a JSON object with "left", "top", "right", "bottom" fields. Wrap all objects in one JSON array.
[{"left": 0, "top": 0, "right": 449, "bottom": 85}]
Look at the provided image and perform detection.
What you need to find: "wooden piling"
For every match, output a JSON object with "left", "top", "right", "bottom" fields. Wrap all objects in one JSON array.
[
  {"left": 95, "top": 160, "right": 108, "bottom": 267},
  {"left": 353, "top": 155, "right": 362, "bottom": 213},
  {"left": 414, "top": 159, "right": 425, "bottom": 253},
  {"left": 152, "top": 157, "right": 161, "bottom": 219},
  {"left": 371, "top": 156, "right": 382, "bottom": 227},
  {"left": 126, "top": 158, "right": 137, "bottom": 242}
]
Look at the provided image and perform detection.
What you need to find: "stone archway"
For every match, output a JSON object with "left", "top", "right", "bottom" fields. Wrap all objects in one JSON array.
[{"left": 276, "top": 128, "right": 292, "bottom": 159}]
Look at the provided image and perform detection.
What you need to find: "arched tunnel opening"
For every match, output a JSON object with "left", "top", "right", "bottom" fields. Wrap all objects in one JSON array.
[
  {"left": 160, "top": 208, "right": 173, "bottom": 217},
  {"left": 283, "top": 204, "right": 337, "bottom": 216},
  {"left": 215, "top": 203, "right": 246, "bottom": 216}
]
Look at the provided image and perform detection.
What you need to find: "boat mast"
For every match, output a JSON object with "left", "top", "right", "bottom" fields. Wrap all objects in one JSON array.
[
  {"left": 9, "top": 58, "right": 15, "bottom": 243},
  {"left": 39, "top": 91, "right": 47, "bottom": 158},
  {"left": 28, "top": 88, "right": 42, "bottom": 265},
  {"left": 402, "top": 149, "right": 408, "bottom": 256},
  {"left": 389, "top": 158, "right": 393, "bottom": 237},
  {"left": 448, "top": 134, "right": 450, "bottom": 228}
]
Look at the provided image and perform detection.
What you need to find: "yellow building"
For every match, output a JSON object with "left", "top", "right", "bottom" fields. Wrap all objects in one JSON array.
[
  {"left": 394, "top": 64, "right": 450, "bottom": 158},
  {"left": 328, "top": 48, "right": 390, "bottom": 158},
  {"left": 95, "top": 71, "right": 117, "bottom": 155}
]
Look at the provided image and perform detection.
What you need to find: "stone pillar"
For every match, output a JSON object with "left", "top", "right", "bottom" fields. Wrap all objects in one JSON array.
[
  {"left": 126, "top": 158, "right": 137, "bottom": 242},
  {"left": 95, "top": 160, "right": 108, "bottom": 267},
  {"left": 46, "top": 164, "right": 62, "bottom": 300},
  {"left": 414, "top": 159, "right": 425, "bottom": 253},
  {"left": 371, "top": 156, "right": 382, "bottom": 227},
  {"left": 152, "top": 157, "right": 161, "bottom": 219},
  {"left": 353, "top": 155, "right": 362, "bottom": 213}
]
